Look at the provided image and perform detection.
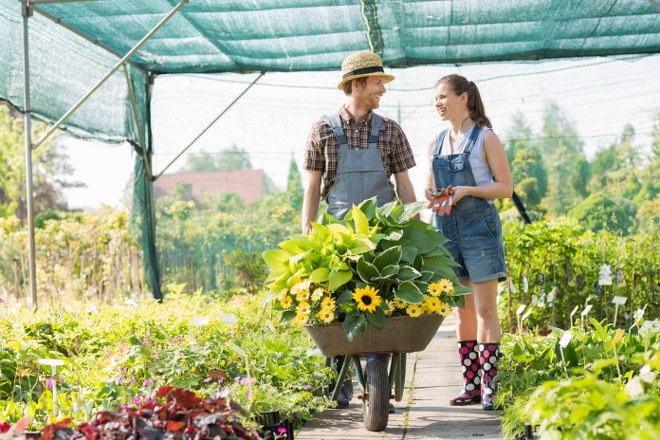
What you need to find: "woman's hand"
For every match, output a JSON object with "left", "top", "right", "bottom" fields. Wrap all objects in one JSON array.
[{"left": 450, "top": 186, "right": 471, "bottom": 204}]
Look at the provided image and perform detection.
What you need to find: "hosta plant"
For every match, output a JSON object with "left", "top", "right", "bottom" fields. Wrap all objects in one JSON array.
[{"left": 263, "top": 198, "right": 471, "bottom": 340}]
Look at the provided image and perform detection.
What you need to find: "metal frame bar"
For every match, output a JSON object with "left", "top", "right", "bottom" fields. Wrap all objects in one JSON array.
[
  {"left": 154, "top": 71, "right": 265, "bottom": 179},
  {"left": 22, "top": 1, "right": 37, "bottom": 309},
  {"left": 30, "top": 0, "right": 188, "bottom": 150},
  {"left": 31, "top": 0, "right": 101, "bottom": 4}
]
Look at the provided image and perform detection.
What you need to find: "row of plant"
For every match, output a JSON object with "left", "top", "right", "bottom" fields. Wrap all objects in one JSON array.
[
  {"left": 498, "top": 317, "right": 660, "bottom": 439},
  {"left": 501, "top": 218, "right": 658, "bottom": 332},
  {"left": 0, "top": 289, "right": 331, "bottom": 432}
]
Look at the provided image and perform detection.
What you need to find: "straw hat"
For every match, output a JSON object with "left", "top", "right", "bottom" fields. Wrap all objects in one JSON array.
[{"left": 337, "top": 52, "right": 395, "bottom": 90}]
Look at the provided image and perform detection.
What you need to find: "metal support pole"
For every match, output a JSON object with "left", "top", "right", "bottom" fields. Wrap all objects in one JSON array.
[
  {"left": 22, "top": 1, "right": 37, "bottom": 309},
  {"left": 31, "top": 0, "right": 189, "bottom": 150}
]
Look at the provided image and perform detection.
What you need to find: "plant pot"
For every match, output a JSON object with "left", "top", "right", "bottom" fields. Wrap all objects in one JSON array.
[{"left": 304, "top": 314, "right": 444, "bottom": 357}]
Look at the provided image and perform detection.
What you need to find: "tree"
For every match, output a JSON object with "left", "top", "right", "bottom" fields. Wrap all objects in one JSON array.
[
  {"left": 182, "top": 145, "right": 253, "bottom": 172},
  {"left": 570, "top": 156, "right": 591, "bottom": 198},
  {"left": 538, "top": 101, "right": 587, "bottom": 216},
  {"left": 568, "top": 193, "right": 634, "bottom": 235},
  {"left": 286, "top": 155, "right": 303, "bottom": 211},
  {"left": 0, "top": 104, "right": 82, "bottom": 221},
  {"left": 634, "top": 113, "right": 660, "bottom": 205}
]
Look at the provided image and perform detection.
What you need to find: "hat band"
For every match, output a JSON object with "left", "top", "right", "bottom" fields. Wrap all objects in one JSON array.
[{"left": 342, "top": 66, "right": 385, "bottom": 80}]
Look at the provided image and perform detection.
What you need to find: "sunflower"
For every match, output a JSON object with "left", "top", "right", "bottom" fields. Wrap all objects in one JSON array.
[
  {"left": 424, "top": 296, "right": 442, "bottom": 314},
  {"left": 427, "top": 282, "right": 443, "bottom": 297},
  {"left": 311, "top": 288, "right": 326, "bottom": 302},
  {"left": 406, "top": 303, "right": 425, "bottom": 317},
  {"left": 280, "top": 295, "right": 293, "bottom": 309},
  {"left": 438, "top": 279, "right": 454, "bottom": 295},
  {"left": 321, "top": 297, "right": 336, "bottom": 311},
  {"left": 437, "top": 302, "right": 452, "bottom": 317},
  {"left": 352, "top": 285, "right": 382, "bottom": 313},
  {"left": 316, "top": 307, "right": 335, "bottom": 324}
]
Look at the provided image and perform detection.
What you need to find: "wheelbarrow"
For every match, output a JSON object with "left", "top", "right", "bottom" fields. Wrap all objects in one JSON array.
[{"left": 304, "top": 314, "right": 444, "bottom": 431}]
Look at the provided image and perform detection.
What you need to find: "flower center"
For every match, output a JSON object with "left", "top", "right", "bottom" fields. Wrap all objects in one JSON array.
[{"left": 361, "top": 295, "right": 372, "bottom": 305}]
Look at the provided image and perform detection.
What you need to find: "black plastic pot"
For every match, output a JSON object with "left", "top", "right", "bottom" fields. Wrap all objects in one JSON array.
[{"left": 256, "top": 411, "right": 294, "bottom": 440}]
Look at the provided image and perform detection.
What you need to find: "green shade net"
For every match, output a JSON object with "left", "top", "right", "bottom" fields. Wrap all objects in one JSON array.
[{"left": 0, "top": 0, "right": 658, "bottom": 299}]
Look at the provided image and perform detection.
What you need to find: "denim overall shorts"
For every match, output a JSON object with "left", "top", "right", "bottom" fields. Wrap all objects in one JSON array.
[
  {"left": 322, "top": 112, "right": 395, "bottom": 220},
  {"left": 431, "top": 127, "right": 507, "bottom": 283}
]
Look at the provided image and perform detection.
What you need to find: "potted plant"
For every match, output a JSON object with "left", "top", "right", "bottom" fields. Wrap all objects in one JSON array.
[{"left": 262, "top": 198, "right": 471, "bottom": 349}]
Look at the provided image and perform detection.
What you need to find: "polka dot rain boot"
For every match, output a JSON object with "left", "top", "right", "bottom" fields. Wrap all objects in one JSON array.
[
  {"left": 449, "top": 340, "right": 482, "bottom": 406},
  {"left": 479, "top": 342, "right": 501, "bottom": 411}
]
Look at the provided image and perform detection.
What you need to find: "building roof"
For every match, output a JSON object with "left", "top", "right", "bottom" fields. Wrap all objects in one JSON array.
[{"left": 154, "top": 169, "right": 266, "bottom": 205}]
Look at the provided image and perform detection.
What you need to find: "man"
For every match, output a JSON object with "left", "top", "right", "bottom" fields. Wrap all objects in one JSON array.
[{"left": 301, "top": 51, "right": 417, "bottom": 407}]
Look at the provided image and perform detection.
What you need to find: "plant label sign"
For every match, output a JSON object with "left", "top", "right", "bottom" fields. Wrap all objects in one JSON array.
[
  {"left": 581, "top": 304, "right": 593, "bottom": 317},
  {"left": 229, "top": 342, "right": 247, "bottom": 358},
  {"left": 559, "top": 331, "right": 573, "bottom": 348},
  {"left": 516, "top": 304, "right": 527, "bottom": 315},
  {"left": 220, "top": 314, "right": 238, "bottom": 326},
  {"left": 266, "top": 320, "right": 277, "bottom": 333},
  {"left": 522, "top": 308, "right": 533, "bottom": 321},
  {"left": 547, "top": 286, "right": 558, "bottom": 303},
  {"left": 190, "top": 316, "right": 209, "bottom": 327},
  {"left": 612, "top": 296, "right": 627, "bottom": 305}
]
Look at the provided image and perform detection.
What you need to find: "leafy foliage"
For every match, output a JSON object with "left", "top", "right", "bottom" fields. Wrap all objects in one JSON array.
[{"left": 263, "top": 198, "right": 470, "bottom": 339}]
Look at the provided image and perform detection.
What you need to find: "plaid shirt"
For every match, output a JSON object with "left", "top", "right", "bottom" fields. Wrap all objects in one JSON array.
[{"left": 304, "top": 106, "right": 416, "bottom": 199}]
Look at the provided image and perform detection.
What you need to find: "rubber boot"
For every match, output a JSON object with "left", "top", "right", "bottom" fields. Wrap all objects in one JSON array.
[
  {"left": 449, "top": 340, "right": 482, "bottom": 406},
  {"left": 479, "top": 342, "right": 501, "bottom": 411}
]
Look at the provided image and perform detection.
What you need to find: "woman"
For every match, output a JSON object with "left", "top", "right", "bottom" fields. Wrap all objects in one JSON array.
[{"left": 425, "top": 74, "right": 512, "bottom": 411}]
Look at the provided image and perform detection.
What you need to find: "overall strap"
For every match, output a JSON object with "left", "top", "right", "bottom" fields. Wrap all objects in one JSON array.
[
  {"left": 321, "top": 112, "right": 349, "bottom": 149},
  {"left": 431, "top": 129, "right": 449, "bottom": 158},
  {"left": 368, "top": 113, "right": 385, "bottom": 149},
  {"left": 463, "top": 124, "right": 483, "bottom": 155}
]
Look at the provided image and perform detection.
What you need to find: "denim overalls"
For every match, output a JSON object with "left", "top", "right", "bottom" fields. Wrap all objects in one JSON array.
[
  {"left": 431, "top": 126, "right": 506, "bottom": 283},
  {"left": 322, "top": 112, "right": 395, "bottom": 220}
]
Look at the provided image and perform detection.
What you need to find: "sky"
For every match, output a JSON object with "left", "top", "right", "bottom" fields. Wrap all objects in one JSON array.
[{"left": 62, "top": 53, "right": 660, "bottom": 210}]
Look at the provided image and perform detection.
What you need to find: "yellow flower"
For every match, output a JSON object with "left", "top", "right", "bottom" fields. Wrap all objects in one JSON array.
[
  {"left": 352, "top": 285, "right": 382, "bottom": 313},
  {"left": 291, "top": 280, "right": 310, "bottom": 295},
  {"left": 311, "top": 288, "right": 326, "bottom": 302},
  {"left": 424, "top": 296, "right": 442, "bottom": 314},
  {"left": 427, "top": 282, "right": 443, "bottom": 297},
  {"left": 296, "top": 301, "right": 311, "bottom": 317},
  {"left": 295, "top": 288, "right": 310, "bottom": 302},
  {"left": 316, "top": 308, "right": 335, "bottom": 324},
  {"left": 280, "top": 295, "right": 293, "bottom": 309},
  {"left": 276, "top": 289, "right": 288, "bottom": 301},
  {"left": 438, "top": 279, "right": 454, "bottom": 295},
  {"left": 384, "top": 300, "right": 396, "bottom": 316},
  {"left": 294, "top": 314, "right": 309, "bottom": 325},
  {"left": 406, "top": 303, "right": 425, "bottom": 317},
  {"left": 438, "top": 302, "right": 452, "bottom": 317},
  {"left": 321, "top": 297, "right": 336, "bottom": 311},
  {"left": 393, "top": 298, "right": 408, "bottom": 309}
]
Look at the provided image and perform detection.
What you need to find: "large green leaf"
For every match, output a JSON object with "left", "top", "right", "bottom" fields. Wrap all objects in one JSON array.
[
  {"left": 351, "top": 205, "right": 370, "bottom": 234},
  {"left": 280, "top": 310, "right": 297, "bottom": 323},
  {"left": 343, "top": 312, "right": 368, "bottom": 342},
  {"left": 329, "top": 269, "right": 353, "bottom": 291},
  {"left": 349, "top": 238, "right": 376, "bottom": 255},
  {"left": 358, "top": 197, "right": 377, "bottom": 221},
  {"left": 373, "top": 246, "right": 402, "bottom": 271},
  {"left": 394, "top": 281, "right": 425, "bottom": 304},
  {"left": 262, "top": 249, "right": 290, "bottom": 270},
  {"left": 309, "top": 267, "right": 330, "bottom": 283},
  {"left": 402, "top": 221, "right": 437, "bottom": 254},
  {"left": 366, "top": 308, "right": 386, "bottom": 329},
  {"left": 397, "top": 266, "right": 421, "bottom": 281},
  {"left": 357, "top": 260, "right": 380, "bottom": 284}
]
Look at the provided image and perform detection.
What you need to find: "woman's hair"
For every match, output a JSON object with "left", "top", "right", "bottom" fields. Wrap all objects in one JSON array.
[{"left": 435, "top": 74, "right": 492, "bottom": 128}]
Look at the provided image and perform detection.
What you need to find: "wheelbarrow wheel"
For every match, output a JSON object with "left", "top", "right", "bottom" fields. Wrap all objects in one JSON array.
[{"left": 363, "top": 359, "right": 389, "bottom": 431}]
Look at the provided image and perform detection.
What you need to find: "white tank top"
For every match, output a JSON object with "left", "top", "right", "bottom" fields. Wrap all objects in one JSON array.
[{"left": 438, "top": 124, "right": 495, "bottom": 191}]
